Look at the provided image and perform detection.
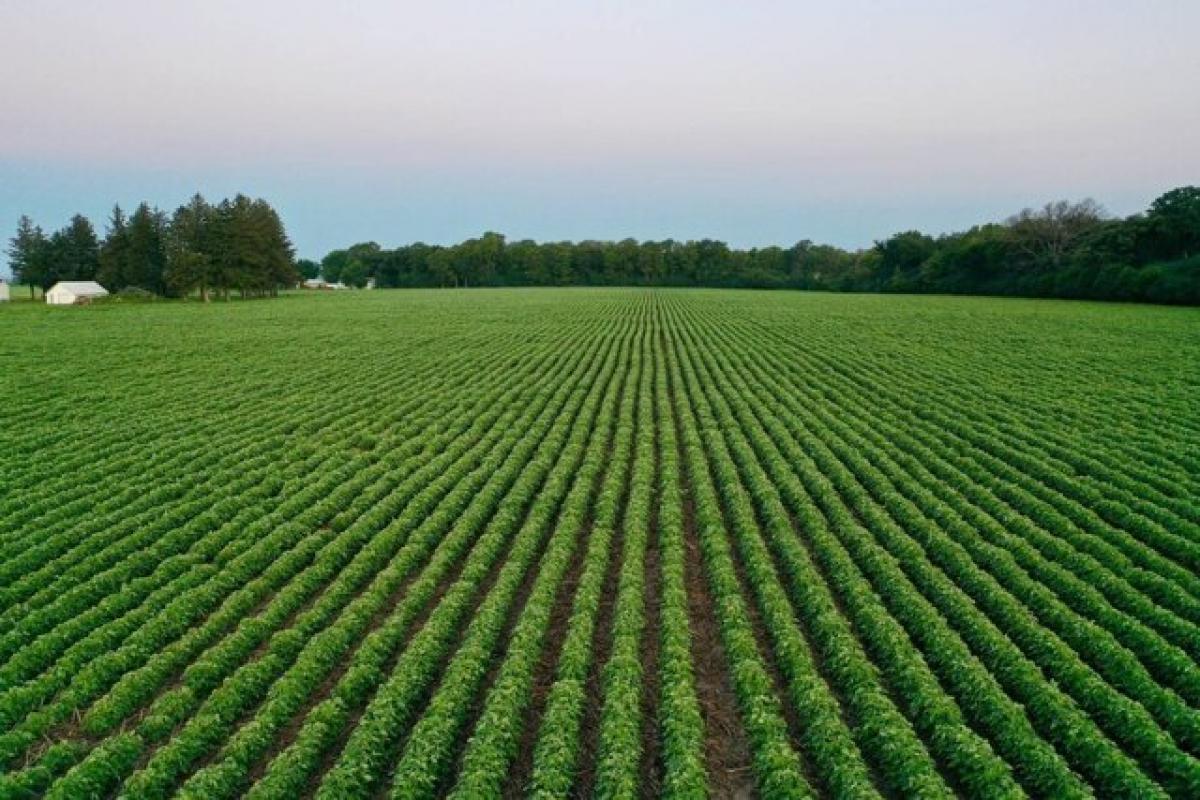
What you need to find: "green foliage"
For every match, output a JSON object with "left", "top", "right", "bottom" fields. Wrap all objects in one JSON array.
[
  {"left": 97, "top": 202, "right": 169, "bottom": 294},
  {"left": 1145, "top": 187, "right": 1200, "bottom": 261},
  {"left": 11, "top": 193, "right": 297, "bottom": 300},
  {"left": 296, "top": 258, "right": 321, "bottom": 280},
  {"left": 1, "top": 289, "right": 1198, "bottom": 798},
  {"left": 6, "top": 214, "right": 49, "bottom": 294},
  {"left": 311, "top": 186, "right": 1199, "bottom": 304},
  {"left": 46, "top": 214, "right": 101, "bottom": 285}
]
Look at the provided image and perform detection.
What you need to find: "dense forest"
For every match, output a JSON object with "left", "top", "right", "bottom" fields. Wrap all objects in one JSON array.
[
  {"left": 6, "top": 194, "right": 297, "bottom": 300},
  {"left": 319, "top": 186, "right": 1199, "bottom": 304}
]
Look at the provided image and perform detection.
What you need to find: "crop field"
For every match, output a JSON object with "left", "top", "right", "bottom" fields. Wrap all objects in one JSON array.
[{"left": 1, "top": 288, "right": 1199, "bottom": 799}]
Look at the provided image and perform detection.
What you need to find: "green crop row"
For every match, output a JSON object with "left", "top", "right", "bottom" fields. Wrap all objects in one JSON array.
[{"left": 3, "top": 288, "right": 1195, "bottom": 799}]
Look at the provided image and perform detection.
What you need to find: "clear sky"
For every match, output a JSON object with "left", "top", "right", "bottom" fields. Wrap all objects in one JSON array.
[{"left": 2, "top": 0, "right": 1197, "bottom": 265}]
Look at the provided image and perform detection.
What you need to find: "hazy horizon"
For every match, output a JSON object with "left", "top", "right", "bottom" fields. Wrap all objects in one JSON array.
[{"left": 3, "top": 0, "right": 1198, "bottom": 266}]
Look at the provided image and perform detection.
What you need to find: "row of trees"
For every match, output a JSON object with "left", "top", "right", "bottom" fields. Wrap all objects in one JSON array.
[
  {"left": 9, "top": 186, "right": 1195, "bottom": 304},
  {"left": 319, "top": 187, "right": 1198, "bottom": 304},
  {"left": 7, "top": 194, "right": 297, "bottom": 300}
]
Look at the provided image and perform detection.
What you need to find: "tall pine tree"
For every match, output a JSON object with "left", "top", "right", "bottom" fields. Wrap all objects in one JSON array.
[
  {"left": 47, "top": 214, "right": 101, "bottom": 283},
  {"left": 7, "top": 215, "right": 49, "bottom": 297},
  {"left": 97, "top": 205, "right": 130, "bottom": 290},
  {"left": 124, "top": 203, "right": 168, "bottom": 294},
  {"left": 166, "top": 194, "right": 216, "bottom": 300}
]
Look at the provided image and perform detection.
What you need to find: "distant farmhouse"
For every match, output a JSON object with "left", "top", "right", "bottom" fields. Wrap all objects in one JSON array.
[
  {"left": 46, "top": 281, "right": 109, "bottom": 305},
  {"left": 0, "top": 279, "right": 9, "bottom": 302},
  {"left": 301, "top": 279, "right": 349, "bottom": 290}
]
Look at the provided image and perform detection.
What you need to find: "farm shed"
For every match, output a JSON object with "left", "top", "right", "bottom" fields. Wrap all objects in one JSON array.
[
  {"left": 301, "top": 279, "right": 349, "bottom": 290},
  {"left": 46, "top": 281, "right": 109, "bottom": 305}
]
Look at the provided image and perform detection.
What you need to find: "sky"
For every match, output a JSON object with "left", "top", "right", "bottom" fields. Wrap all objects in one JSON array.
[{"left": 1, "top": 0, "right": 1198, "bottom": 266}]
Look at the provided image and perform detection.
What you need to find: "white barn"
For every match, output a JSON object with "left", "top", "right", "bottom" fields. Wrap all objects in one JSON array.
[
  {"left": 46, "top": 281, "right": 109, "bottom": 305},
  {"left": 0, "top": 280, "right": 9, "bottom": 302}
]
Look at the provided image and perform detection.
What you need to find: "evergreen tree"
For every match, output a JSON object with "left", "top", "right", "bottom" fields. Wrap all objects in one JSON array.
[
  {"left": 7, "top": 215, "right": 49, "bottom": 297},
  {"left": 220, "top": 195, "right": 266, "bottom": 296},
  {"left": 123, "top": 203, "right": 169, "bottom": 294},
  {"left": 208, "top": 195, "right": 297, "bottom": 298},
  {"left": 254, "top": 198, "right": 298, "bottom": 294},
  {"left": 47, "top": 214, "right": 101, "bottom": 283},
  {"left": 98, "top": 205, "right": 130, "bottom": 290},
  {"left": 166, "top": 194, "right": 217, "bottom": 300}
]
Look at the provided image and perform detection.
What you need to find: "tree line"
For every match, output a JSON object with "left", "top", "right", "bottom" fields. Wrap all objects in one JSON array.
[
  {"left": 7, "top": 194, "right": 297, "bottom": 300},
  {"left": 318, "top": 186, "right": 1198, "bottom": 304},
  {"left": 9, "top": 186, "right": 1196, "bottom": 304}
]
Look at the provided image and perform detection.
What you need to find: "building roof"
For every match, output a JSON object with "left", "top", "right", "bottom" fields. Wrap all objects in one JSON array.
[{"left": 50, "top": 281, "right": 108, "bottom": 295}]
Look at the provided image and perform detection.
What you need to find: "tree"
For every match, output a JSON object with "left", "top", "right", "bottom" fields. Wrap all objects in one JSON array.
[
  {"left": 638, "top": 241, "right": 667, "bottom": 285},
  {"left": 121, "top": 203, "right": 169, "bottom": 294},
  {"left": 919, "top": 225, "right": 1011, "bottom": 294},
  {"left": 693, "top": 239, "right": 733, "bottom": 285},
  {"left": 296, "top": 258, "right": 320, "bottom": 280},
  {"left": 789, "top": 240, "right": 854, "bottom": 290},
  {"left": 47, "top": 214, "right": 101, "bottom": 284},
  {"left": 98, "top": 205, "right": 131, "bottom": 291},
  {"left": 426, "top": 247, "right": 457, "bottom": 287},
  {"left": 543, "top": 242, "right": 575, "bottom": 285},
  {"left": 1144, "top": 186, "right": 1200, "bottom": 261},
  {"left": 456, "top": 233, "right": 503, "bottom": 287},
  {"left": 12, "top": 194, "right": 296, "bottom": 301},
  {"left": 503, "top": 239, "right": 541, "bottom": 285},
  {"left": 318, "top": 247, "right": 346, "bottom": 283},
  {"left": 602, "top": 238, "right": 639, "bottom": 284},
  {"left": 744, "top": 245, "right": 788, "bottom": 288},
  {"left": 664, "top": 239, "right": 695, "bottom": 284},
  {"left": 322, "top": 243, "right": 376, "bottom": 285},
  {"left": 166, "top": 194, "right": 216, "bottom": 299},
  {"left": 209, "top": 195, "right": 297, "bottom": 298},
  {"left": 1006, "top": 199, "right": 1107, "bottom": 271},
  {"left": 874, "top": 231, "right": 937, "bottom": 291},
  {"left": 341, "top": 259, "right": 368, "bottom": 288},
  {"left": 8, "top": 215, "right": 49, "bottom": 297},
  {"left": 321, "top": 250, "right": 347, "bottom": 283},
  {"left": 254, "top": 199, "right": 299, "bottom": 294}
]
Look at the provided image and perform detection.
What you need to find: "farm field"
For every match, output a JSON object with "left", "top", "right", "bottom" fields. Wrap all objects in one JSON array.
[{"left": 1, "top": 287, "right": 1199, "bottom": 799}]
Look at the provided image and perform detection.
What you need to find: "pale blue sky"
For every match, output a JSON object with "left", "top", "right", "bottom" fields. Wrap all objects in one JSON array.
[{"left": 2, "top": 0, "right": 1197, "bottom": 265}]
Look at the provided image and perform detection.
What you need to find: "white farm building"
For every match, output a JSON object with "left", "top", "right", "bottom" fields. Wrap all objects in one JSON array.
[
  {"left": 0, "top": 280, "right": 9, "bottom": 302},
  {"left": 46, "top": 281, "right": 109, "bottom": 305},
  {"left": 301, "top": 279, "right": 349, "bottom": 290}
]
